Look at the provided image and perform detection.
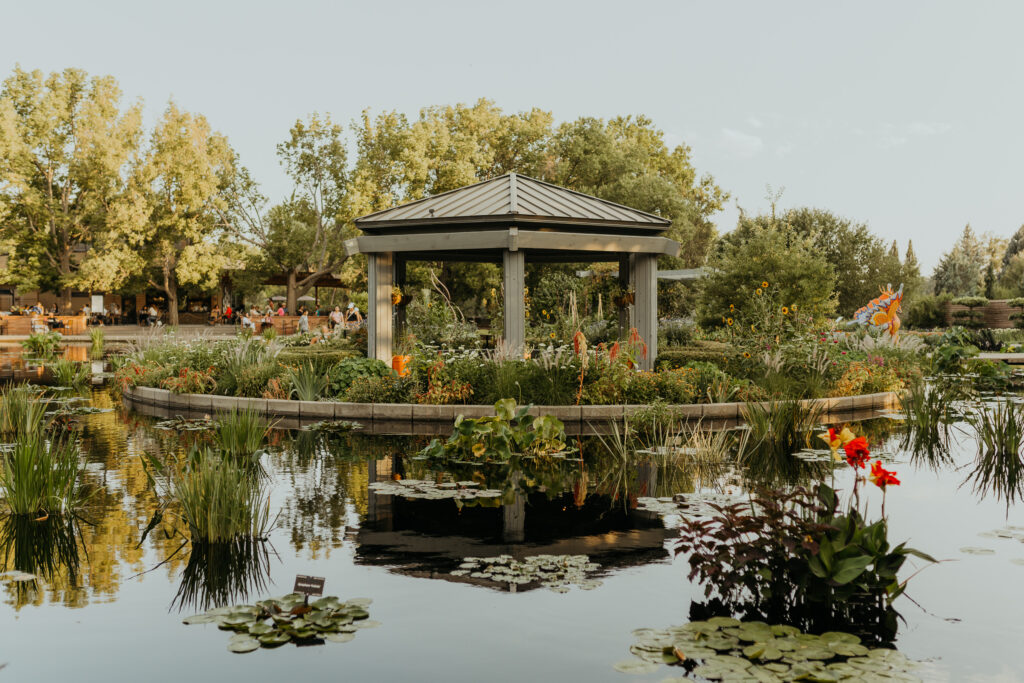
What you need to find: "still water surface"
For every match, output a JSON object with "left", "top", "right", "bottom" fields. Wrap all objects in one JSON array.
[{"left": 1, "top": 353, "right": 1022, "bottom": 681}]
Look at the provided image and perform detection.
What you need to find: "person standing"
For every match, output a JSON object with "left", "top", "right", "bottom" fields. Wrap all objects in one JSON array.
[
  {"left": 298, "top": 310, "right": 309, "bottom": 334},
  {"left": 147, "top": 305, "right": 158, "bottom": 326}
]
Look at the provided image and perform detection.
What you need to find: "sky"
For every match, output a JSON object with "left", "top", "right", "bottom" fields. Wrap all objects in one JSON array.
[{"left": 3, "top": 0, "right": 1023, "bottom": 271}]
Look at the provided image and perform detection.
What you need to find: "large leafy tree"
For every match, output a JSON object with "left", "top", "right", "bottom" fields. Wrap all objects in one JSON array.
[
  {"left": 131, "top": 103, "right": 233, "bottom": 326},
  {"left": 698, "top": 221, "right": 838, "bottom": 328},
  {"left": 223, "top": 114, "right": 353, "bottom": 313},
  {"left": 932, "top": 224, "right": 1005, "bottom": 297},
  {"left": 0, "top": 66, "right": 142, "bottom": 307}
]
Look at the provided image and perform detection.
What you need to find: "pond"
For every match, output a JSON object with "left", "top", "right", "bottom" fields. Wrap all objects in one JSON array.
[{"left": 1, "top": 348, "right": 1022, "bottom": 681}]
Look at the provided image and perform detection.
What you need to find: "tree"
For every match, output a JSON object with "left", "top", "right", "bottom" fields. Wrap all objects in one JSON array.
[
  {"left": 0, "top": 66, "right": 142, "bottom": 307},
  {"left": 223, "top": 114, "right": 353, "bottom": 313},
  {"left": 699, "top": 222, "right": 837, "bottom": 327},
  {"left": 903, "top": 241, "right": 922, "bottom": 300},
  {"left": 133, "top": 103, "right": 233, "bottom": 326},
  {"left": 1003, "top": 225, "right": 1024, "bottom": 268},
  {"left": 933, "top": 224, "right": 989, "bottom": 297}
]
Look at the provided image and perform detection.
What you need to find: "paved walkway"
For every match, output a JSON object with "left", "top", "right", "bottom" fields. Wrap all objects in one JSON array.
[
  {"left": 0, "top": 324, "right": 240, "bottom": 343},
  {"left": 975, "top": 353, "right": 1024, "bottom": 364}
]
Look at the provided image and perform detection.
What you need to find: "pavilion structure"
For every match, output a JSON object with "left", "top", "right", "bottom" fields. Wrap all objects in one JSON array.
[{"left": 347, "top": 173, "right": 679, "bottom": 371}]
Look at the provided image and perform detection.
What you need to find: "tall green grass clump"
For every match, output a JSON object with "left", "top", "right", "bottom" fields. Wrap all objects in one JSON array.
[
  {"left": 0, "top": 429, "right": 85, "bottom": 516},
  {"left": 286, "top": 362, "right": 328, "bottom": 401},
  {"left": 899, "top": 380, "right": 956, "bottom": 467},
  {"left": 215, "top": 408, "right": 270, "bottom": 462},
  {"left": 49, "top": 358, "right": 90, "bottom": 387},
  {"left": 215, "top": 336, "right": 280, "bottom": 397},
  {"left": 739, "top": 400, "right": 827, "bottom": 486},
  {"left": 172, "top": 447, "right": 274, "bottom": 544},
  {"left": 965, "top": 400, "right": 1024, "bottom": 512},
  {"left": 0, "top": 385, "right": 46, "bottom": 436},
  {"left": 89, "top": 327, "right": 104, "bottom": 358},
  {"left": 262, "top": 326, "right": 278, "bottom": 341}
]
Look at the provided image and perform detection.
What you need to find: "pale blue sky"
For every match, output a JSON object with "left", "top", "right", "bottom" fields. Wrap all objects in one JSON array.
[{"left": 4, "top": 0, "right": 1022, "bottom": 270}]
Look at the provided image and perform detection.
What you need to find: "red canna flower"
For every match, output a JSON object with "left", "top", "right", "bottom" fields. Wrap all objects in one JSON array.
[
  {"left": 869, "top": 460, "right": 900, "bottom": 488},
  {"left": 843, "top": 436, "right": 871, "bottom": 468}
]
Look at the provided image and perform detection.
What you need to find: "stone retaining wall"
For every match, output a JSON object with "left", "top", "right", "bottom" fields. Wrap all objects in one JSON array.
[{"left": 122, "top": 385, "right": 898, "bottom": 428}]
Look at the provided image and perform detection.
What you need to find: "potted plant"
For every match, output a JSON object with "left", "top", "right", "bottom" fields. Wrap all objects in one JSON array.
[
  {"left": 391, "top": 333, "right": 414, "bottom": 377},
  {"left": 391, "top": 285, "right": 403, "bottom": 306}
]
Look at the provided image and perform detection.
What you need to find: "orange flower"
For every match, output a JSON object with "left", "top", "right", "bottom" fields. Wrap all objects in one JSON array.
[
  {"left": 609, "top": 341, "right": 621, "bottom": 361},
  {"left": 869, "top": 460, "right": 900, "bottom": 488},
  {"left": 761, "top": 281, "right": 769, "bottom": 288},
  {"left": 573, "top": 330, "right": 587, "bottom": 356},
  {"left": 844, "top": 436, "right": 871, "bottom": 469}
]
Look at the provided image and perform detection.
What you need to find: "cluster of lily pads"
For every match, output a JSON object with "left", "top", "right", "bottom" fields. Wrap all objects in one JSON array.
[
  {"left": 636, "top": 490, "right": 748, "bottom": 520},
  {"left": 182, "top": 594, "right": 379, "bottom": 653},
  {"left": 154, "top": 416, "right": 214, "bottom": 431},
  {"left": 616, "top": 618, "right": 922, "bottom": 681},
  {"left": 962, "top": 525, "right": 1024, "bottom": 564},
  {"left": 450, "top": 554, "right": 602, "bottom": 592},
  {"left": 303, "top": 419, "right": 362, "bottom": 433},
  {"left": 368, "top": 478, "right": 502, "bottom": 501}
]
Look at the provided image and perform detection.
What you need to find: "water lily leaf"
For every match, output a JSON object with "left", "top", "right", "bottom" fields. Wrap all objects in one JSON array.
[
  {"left": 227, "top": 637, "right": 260, "bottom": 653},
  {"left": 959, "top": 546, "right": 996, "bottom": 555},
  {"left": 248, "top": 623, "right": 273, "bottom": 635},
  {"left": 324, "top": 632, "right": 355, "bottom": 643},
  {"left": 182, "top": 614, "right": 217, "bottom": 625},
  {"left": 311, "top": 597, "right": 341, "bottom": 609},
  {"left": 257, "top": 633, "right": 291, "bottom": 647},
  {"left": 818, "top": 631, "right": 860, "bottom": 645},
  {"left": 347, "top": 597, "right": 373, "bottom": 608},
  {"left": 613, "top": 659, "right": 660, "bottom": 674},
  {"left": 708, "top": 616, "right": 742, "bottom": 628},
  {"left": 770, "top": 625, "right": 800, "bottom": 637},
  {"left": 353, "top": 619, "right": 382, "bottom": 629}
]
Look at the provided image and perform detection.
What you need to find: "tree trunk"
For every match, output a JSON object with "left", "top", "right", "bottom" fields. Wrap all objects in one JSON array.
[
  {"left": 286, "top": 270, "right": 298, "bottom": 315},
  {"left": 59, "top": 248, "right": 73, "bottom": 312},
  {"left": 163, "top": 264, "right": 179, "bottom": 327}
]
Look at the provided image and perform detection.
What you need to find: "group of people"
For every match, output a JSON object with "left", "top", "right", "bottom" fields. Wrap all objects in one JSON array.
[
  {"left": 230, "top": 300, "right": 363, "bottom": 335},
  {"left": 12, "top": 301, "right": 130, "bottom": 327}
]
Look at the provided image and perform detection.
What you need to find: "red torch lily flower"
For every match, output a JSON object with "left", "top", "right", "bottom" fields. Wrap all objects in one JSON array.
[
  {"left": 843, "top": 436, "right": 871, "bottom": 469},
  {"left": 869, "top": 460, "right": 900, "bottom": 489}
]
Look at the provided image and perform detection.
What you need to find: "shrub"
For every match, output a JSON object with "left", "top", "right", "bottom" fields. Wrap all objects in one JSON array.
[
  {"left": 326, "top": 357, "right": 391, "bottom": 397},
  {"left": 902, "top": 294, "right": 952, "bottom": 329},
  {"left": 285, "top": 363, "right": 328, "bottom": 401},
  {"left": 343, "top": 374, "right": 415, "bottom": 403},
  {"left": 160, "top": 367, "right": 216, "bottom": 394},
  {"left": 660, "top": 319, "right": 694, "bottom": 347},
  {"left": 21, "top": 331, "right": 62, "bottom": 358},
  {"left": 655, "top": 342, "right": 732, "bottom": 370},
  {"left": 237, "top": 362, "right": 288, "bottom": 398}
]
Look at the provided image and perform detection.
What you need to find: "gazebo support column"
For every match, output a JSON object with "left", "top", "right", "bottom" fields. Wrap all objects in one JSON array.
[
  {"left": 630, "top": 254, "right": 658, "bottom": 371},
  {"left": 368, "top": 251, "right": 394, "bottom": 362},
  {"left": 502, "top": 249, "right": 525, "bottom": 356},
  {"left": 617, "top": 255, "right": 630, "bottom": 339},
  {"left": 394, "top": 258, "right": 407, "bottom": 342}
]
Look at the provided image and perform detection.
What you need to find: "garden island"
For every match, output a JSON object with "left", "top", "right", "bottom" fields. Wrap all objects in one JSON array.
[{"left": 2, "top": 62, "right": 1024, "bottom": 682}]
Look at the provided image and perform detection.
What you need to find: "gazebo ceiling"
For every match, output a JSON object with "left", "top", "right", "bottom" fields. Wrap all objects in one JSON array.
[{"left": 355, "top": 172, "right": 672, "bottom": 235}]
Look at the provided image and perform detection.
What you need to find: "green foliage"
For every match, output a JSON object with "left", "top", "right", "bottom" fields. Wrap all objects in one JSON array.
[
  {"left": 216, "top": 337, "right": 280, "bottom": 396},
  {"left": 903, "top": 294, "right": 951, "bottom": 329},
  {"left": 214, "top": 408, "right": 269, "bottom": 463},
  {"left": 965, "top": 401, "right": 1024, "bottom": 512},
  {"left": 405, "top": 288, "right": 479, "bottom": 346},
  {"left": 285, "top": 363, "right": 328, "bottom": 401},
  {"left": 660, "top": 319, "right": 694, "bottom": 348},
  {"left": 49, "top": 358, "right": 90, "bottom": 387},
  {"left": 171, "top": 447, "right": 274, "bottom": 543},
  {"left": 0, "top": 385, "right": 46, "bottom": 435},
  {"left": 20, "top": 331, "right": 62, "bottom": 358},
  {"left": 89, "top": 327, "right": 105, "bottom": 351},
  {"left": 655, "top": 342, "right": 732, "bottom": 369},
  {"left": 699, "top": 224, "right": 837, "bottom": 328},
  {"left": 933, "top": 224, "right": 1005, "bottom": 297},
  {"left": 342, "top": 374, "right": 414, "bottom": 403},
  {"left": 673, "top": 485, "right": 935, "bottom": 632},
  {"left": 326, "top": 357, "right": 391, "bottom": 397},
  {"left": 419, "top": 399, "right": 569, "bottom": 462}
]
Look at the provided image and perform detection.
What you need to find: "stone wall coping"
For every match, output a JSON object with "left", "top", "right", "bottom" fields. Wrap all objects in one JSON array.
[{"left": 121, "top": 386, "right": 898, "bottom": 425}]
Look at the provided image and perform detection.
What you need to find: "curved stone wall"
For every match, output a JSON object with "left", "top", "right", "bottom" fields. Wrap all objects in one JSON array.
[{"left": 122, "top": 385, "right": 898, "bottom": 433}]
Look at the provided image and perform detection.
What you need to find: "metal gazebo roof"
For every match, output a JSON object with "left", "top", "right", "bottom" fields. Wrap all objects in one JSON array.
[{"left": 354, "top": 173, "right": 672, "bottom": 234}]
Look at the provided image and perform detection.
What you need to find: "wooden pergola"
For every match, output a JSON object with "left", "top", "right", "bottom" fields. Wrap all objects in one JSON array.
[{"left": 347, "top": 173, "right": 679, "bottom": 371}]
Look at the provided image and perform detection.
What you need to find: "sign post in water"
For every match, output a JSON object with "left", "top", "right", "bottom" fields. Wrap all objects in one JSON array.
[{"left": 294, "top": 574, "right": 325, "bottom": 605}]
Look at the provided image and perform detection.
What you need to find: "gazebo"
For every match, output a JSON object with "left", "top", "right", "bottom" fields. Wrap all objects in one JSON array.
[{"left": 347, "top": 173, "right": 679, "bottom": 371}]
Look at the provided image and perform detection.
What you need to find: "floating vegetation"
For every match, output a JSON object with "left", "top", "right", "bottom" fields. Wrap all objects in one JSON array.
[
  {"left": 154, "top": 416, "right": 215, "bottom": 432},
  {"left": 615, "top": 619, "right": 923, "bottom": 681},
  {"left": 978, "top": 525, "right": 1024, "bottom": 541},
  {"left": 959, "top": 546, "right": 995, "bottom": 555},
  {"left": 450, "top": 554, "right": 602, "bottom": 592},
  {"left": 303, "top": 419, "right": 362, "bottom": 433},
  {"left": 182, "top": 594, "right": 378, "bottom": 652},
  {"left": 368, "top": 478, "right": 503, "bottom": 501},
  {"left": 49, "top": 358, "right": 90, "bottom": 387},
  {"left": 45, "top": 405, "right": 111, "bottom": 417},
  {"left": 636, "top": 491, "right": 748, "bottom": 520},
  {"left": 964, "top": 400, "right": 1024, "bottom": 512},
  {"left": 419, "top": 399, "right": 570, "bottom": 462}
]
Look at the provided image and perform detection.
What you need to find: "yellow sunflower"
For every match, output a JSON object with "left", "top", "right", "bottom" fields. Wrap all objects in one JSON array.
[
  {"left": 742, "top": 351, "right": 751, "bottom": 359},
  {"left": 549, "top": 332, "right": 556, "bottom": 339},
  {"left": 729, "top": 303, "right": 735, "bottom": 311},
  {"left": 756, "top": 288, "right": 763, "bottom": 296},
  {"left": 781, "top": 306, "right": 790, "bottom": 315},
  {"left": 726, "top": 318, "right": 734, "bottom": 326},
  {"left": 761, "top": 280, "right": 769, "bottom": 288}
]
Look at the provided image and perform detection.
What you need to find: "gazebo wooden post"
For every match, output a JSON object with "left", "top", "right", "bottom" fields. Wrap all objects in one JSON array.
[
  {"left": 502, "top": 248, "right": 525, "bottom": 356},
  {"left": 368, "top": 252, "right": 394, "bottom": 362},
  {"left": 617, "top": 254, "right": 630, "bottom": 339},
  {"left": 394, "top": 258, "right": 407, "bottom": 342},
  {"left": 630, "top": 254, "right": 658, "bottom": 371}
]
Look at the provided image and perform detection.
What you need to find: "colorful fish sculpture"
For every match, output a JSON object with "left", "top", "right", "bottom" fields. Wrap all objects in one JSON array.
[{"left": 853, "top": 284, "right": 903, "bottom": 337}]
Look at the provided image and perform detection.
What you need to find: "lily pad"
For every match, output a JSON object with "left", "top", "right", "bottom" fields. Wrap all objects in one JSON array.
[
  {"left": 227, "top": 637, "right": 260, "bottom": 654},
  {"left": 324, "top": 632, "right": 355, "bottom": 643},
  {"left": 960, "top": 546, "right": 996, "bottom": 555},
  {"left": 613, "top": 658, "right": 660, "bottom": 674}
]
